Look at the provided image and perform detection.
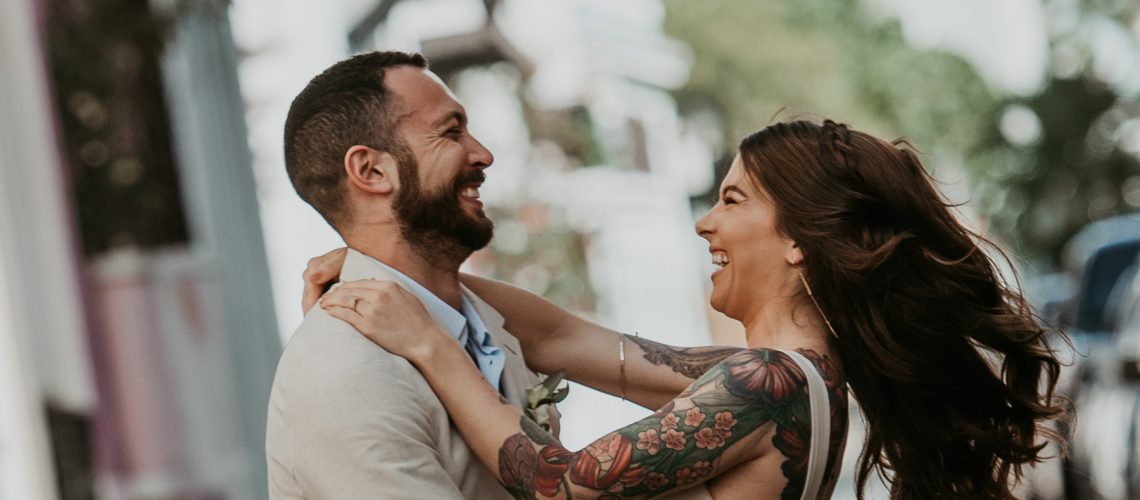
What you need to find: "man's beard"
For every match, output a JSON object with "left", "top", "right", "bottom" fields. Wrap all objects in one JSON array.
[{"left": 391, "top": 142, "right": 494, "bottom": 269}]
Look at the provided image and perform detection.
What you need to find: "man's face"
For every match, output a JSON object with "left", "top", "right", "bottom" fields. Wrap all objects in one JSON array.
[
  {"left": 391, "top": 142, "right": 493, "bottom": 254},
  {"left": 384, "top": 66, "right": 495, "bottom": 260}
]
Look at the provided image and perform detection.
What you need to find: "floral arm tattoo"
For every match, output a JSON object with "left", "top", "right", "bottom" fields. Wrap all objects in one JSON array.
[
  {"left": 495, "top": 349, "right": 847, "bottom": 500},
  {"left": 626, "top": 335, "right": 743, "bottom": 379}
]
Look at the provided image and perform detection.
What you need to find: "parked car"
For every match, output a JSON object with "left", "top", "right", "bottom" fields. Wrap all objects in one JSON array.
[
  {"left": 1066, "top": 259, "right": 1140, "bottom": 499},
  {"left": 1039, "top": 213, "right": 1140, "bottom": 499},
  {"left": 1018, "top": 213, "right": 1140, "bottom": 500}
]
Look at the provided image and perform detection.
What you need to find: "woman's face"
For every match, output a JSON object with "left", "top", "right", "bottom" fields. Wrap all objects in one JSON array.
[{"left": 695, "top": 155, "right": 798, "bottom": 323}]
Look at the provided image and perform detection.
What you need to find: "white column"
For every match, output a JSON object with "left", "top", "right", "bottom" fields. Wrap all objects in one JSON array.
[{"left": 0, "top": 0, "right": 99, "bottom": 497}]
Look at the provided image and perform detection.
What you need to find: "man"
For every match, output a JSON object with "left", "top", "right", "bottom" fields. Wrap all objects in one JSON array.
[{"left": 266, "top": 51, "right": 556, "bottom": 499}]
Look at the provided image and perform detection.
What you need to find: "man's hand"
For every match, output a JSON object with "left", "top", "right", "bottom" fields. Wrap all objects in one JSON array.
[{"left": 302, "top": 247, "right": 348, "bottom": 312}]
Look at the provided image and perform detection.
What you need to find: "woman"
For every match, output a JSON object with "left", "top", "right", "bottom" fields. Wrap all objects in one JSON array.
[{"left": 307, "top": 119, "right": 1066, "bottom": 498}]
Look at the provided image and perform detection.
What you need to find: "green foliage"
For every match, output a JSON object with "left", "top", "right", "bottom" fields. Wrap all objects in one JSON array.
[
  {"left": 981, "top": 78, "right": 1139, "bottom": 264},
  {"left": 665, "top": 0, "right": 883, "bottom": 140},
  {"left": 664, "top": 0, "right": 999, "bottom": 164}
]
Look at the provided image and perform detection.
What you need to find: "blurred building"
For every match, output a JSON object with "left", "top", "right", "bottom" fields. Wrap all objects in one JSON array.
[
  {"left": 0, "top": 0, "right": 279, "bottom": 498},
  {"left": 233, "top": 0, "right": 728, "bottom": 448}
]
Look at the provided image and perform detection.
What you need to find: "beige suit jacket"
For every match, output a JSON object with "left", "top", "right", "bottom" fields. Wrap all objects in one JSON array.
[{"left": 267, "top": 249, "right": 557, "bottom": 499}]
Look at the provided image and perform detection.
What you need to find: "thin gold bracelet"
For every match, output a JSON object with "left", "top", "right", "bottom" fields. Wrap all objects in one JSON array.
[{"left": 618, "top": 332, "right": 626, "bottom": 402}]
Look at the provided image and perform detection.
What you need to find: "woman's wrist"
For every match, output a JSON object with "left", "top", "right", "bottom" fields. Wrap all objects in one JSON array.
[{"left": 409, "top": 329, "right": 463, "bottom": 368}]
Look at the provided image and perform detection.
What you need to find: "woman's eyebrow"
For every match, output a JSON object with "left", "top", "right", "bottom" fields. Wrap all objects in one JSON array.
[{"left": 720, "top": 185, "right": 747, "bottom": 197}]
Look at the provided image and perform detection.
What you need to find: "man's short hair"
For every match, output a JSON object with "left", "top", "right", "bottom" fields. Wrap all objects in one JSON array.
[{"left": 283, "top": 51, "right": 428, "bottom": 229}]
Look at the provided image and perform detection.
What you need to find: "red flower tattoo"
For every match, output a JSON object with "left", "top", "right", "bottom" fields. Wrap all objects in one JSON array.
[
  {"left": 570, "top": 433, "right": 634, "bottom": 489},
  {"left": 772, "top": 420, "right": 811, "bottom": 484},
  {"left": 498, "top": 434, "right": 539, "bottom": 495},
  {"left": 535, "top": 445, "right": 574, "bottom": 497},
  {"left": 723, "top": 350, "right": 806, "bottom": 403},
  {"left": 796, "top": 348, "right": 847, "bottom": 404},
  {"left": 619, "top": 466, "right": 648, "bottom": 488}
]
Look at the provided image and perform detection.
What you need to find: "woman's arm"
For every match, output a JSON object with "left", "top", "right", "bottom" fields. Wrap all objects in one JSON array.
[
  {"left": 414, "top": 341, "right": 777, "bottom": 499},
  {"left": 319, "top": 281, "right": 807, "bottom": 499},
  {"left": 460, "top": 274, "right": 746, "bottom": 409},
  {"left": 303, "top": 248, "right": 744, "bottom": 409}
]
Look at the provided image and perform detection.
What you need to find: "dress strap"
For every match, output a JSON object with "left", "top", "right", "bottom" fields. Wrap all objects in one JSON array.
[{"left": 782, "top": 350, "right": 831, "bottom": 500}]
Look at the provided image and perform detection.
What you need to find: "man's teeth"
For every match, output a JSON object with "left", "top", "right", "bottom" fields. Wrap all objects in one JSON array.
[
  {"left": 712, "top": 252, "right": 729, "bottom": 267},
  {"left": 460, "top": 187, "right": 480, "bottom": 199}
]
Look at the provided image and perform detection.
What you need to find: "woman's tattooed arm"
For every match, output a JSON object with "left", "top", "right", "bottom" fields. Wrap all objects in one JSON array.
[
  {"left": 494, "top": 349, "right": 836, "bottom": 500},
  {"left": 626, "top": 335, "right": 743, "bottom": 379}
]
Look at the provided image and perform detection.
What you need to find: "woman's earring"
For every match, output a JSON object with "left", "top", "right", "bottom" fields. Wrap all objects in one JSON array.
[{"left": 799, "top": 271, "right": 839, "bottom": 339}]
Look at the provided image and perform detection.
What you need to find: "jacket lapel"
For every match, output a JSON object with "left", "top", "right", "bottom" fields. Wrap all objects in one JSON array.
[
  {"left": 462, "top": 287, "right": 561, "bottom": 438},
  {"left": 462, "top": 287, "right": 531, "bottom": 410}
]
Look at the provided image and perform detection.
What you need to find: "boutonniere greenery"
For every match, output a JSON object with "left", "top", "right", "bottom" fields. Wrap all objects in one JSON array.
[{"left": 524, "top": 369, "right": 569, "bottom": 432}]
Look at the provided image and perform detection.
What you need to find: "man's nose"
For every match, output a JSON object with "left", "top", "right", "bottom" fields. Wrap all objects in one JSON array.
[{"left": 467, "top": 136, "right": 493, "bottom": 168}]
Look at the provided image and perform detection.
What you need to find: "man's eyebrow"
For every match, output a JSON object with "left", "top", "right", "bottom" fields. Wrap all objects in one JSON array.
[{"left": 432, "top": 110, "right": 466, "bottom": 128}]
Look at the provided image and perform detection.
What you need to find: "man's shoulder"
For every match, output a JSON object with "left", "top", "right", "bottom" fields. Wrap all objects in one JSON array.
[{"left": 272, "top": 308, "right": 423, "bottom": 401}]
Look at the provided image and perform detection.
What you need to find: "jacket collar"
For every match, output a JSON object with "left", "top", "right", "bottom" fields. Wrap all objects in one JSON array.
[{"left": 339, "top": 248, "right": 530, "bottom": 409}]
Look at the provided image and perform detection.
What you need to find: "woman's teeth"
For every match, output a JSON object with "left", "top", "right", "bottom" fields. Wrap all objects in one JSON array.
[{"left": 712, "top": 252, "right": 729, "bottom": 267}]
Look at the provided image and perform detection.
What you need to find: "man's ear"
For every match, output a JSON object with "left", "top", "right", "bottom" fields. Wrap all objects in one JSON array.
[
  {"left": 786, "top": 241, "right": 805, "bottom": 266},
  {"left": 344, "top": 145, "right": 397, "bottom": 194}
]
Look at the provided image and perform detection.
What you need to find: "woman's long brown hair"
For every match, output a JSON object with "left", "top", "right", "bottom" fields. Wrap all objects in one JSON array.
[{"left": 738, "top": 120, "right": 1066, "bottom": 498}]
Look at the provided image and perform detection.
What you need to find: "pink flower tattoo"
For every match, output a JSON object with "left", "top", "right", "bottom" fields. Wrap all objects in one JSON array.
[
  {"left": 692, "top": 460, "right": 713, "bottom": 476},
  {"left": 695, "top": 427, "right": 727, "bottom": 449},
  {"left": 662, "top": 429, "right": 686, "bottom": 451},
  {"left": 645, "top": 472, "right": 669, "bottom": 490},
  {"left": 684, "top": 407, "right": 706, "bottom": 427},
  {"left": 636, "top": 429, "right": 662, "bottom": 455},
  {"left": 714, "top": 411, "right": 737, "bottom": 431},
  {"left": 676, "top": 467, "right": 699, "bottom": 485}
]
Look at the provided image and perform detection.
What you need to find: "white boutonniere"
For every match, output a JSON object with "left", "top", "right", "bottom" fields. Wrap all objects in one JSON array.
[{"left": 524, "top": 369, "right": 569, "bottom": 432}]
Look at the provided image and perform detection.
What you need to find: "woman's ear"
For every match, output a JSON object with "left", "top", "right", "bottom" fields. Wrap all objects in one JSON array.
[
  {"left": 786, "top": 242, "right": 805, "bottom": 266},
  {"left": 344, "top": 145, "right": 397, "bottom": 194}
]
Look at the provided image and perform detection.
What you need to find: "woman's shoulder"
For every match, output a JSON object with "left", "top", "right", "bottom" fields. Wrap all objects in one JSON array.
[
  {"left": 675, "top": 348, "right": 846, "bottom": 498},
  {"left": 708, "top": 348, "right": 843, "bottom": 400}
]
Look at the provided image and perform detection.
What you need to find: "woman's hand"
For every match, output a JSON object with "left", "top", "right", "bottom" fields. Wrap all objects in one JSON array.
[
  {"left": 303, "top": 247, "right": 348, "bottom": 312},
  {"left": 320, "top": 279, "right": 446, "bottom": 363}
]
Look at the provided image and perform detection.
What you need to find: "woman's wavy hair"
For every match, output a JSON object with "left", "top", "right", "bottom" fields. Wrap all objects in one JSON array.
[{"left": 737, "top": 119, "right": 1067, "bottom": 498}]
